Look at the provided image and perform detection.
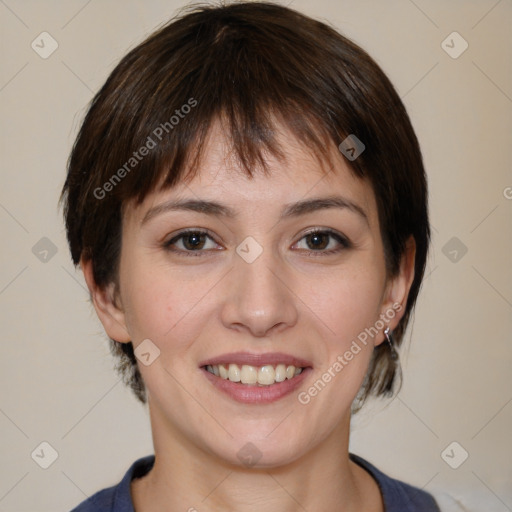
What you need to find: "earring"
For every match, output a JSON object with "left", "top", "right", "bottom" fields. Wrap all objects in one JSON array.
[{"left": 384, "top": 327, "right": 399, "bottom": 360}]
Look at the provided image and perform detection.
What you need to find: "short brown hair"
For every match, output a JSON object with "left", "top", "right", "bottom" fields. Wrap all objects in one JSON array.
[{"left": 61, "top": 1, "right": 430, "bottom": 409}]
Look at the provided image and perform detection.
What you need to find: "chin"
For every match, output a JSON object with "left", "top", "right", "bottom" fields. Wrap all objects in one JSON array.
[{"left": 208, "top": 430, "right": 308, "bottom": 470}]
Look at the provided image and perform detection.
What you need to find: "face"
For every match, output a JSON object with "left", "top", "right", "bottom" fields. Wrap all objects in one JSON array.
[{"left": 88, "top": 121, "right": 412, "bottom": 468}]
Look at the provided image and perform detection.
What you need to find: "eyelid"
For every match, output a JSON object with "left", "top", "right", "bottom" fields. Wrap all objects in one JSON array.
[
  {"left": 164, "top": 228, "right": 222, "bottom": 253},
  {"left": 300, "top": 227, "right": 349, "bottom": 242},
  {"left": 165, "top": 227, "right": 218, "bottom": 243},
  {"left": 293, "top": 228, "right": 351, "bottom": 252}
]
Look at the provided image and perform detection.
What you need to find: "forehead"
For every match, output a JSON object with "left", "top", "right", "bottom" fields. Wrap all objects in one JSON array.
[{"left": 126, "top": 120, "right": 378, "bottom": 227}]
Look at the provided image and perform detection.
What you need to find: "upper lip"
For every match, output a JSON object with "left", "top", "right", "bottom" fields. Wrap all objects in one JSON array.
[{"left": 199, "top": 352, "right": 313, "bottom": 368}]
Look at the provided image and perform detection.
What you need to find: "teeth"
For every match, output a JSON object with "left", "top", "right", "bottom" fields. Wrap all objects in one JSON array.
[
  {"left": 275, "top": 364, "right": 286, "bottom": 382},
  {"left": 228, "top": 363, "right": 241, "bottom": 382},
  {"left": 258, "top": 365, "right": 275, "bottom": 386},
  {"left": 241, "top": 365, "right": 258, "bottom": 384},
  {"left": 206, "top": 363, "right": 304, "bottom": 386},
  {"left": 218, "top": 364, "right": 229, "bottom": 379}
]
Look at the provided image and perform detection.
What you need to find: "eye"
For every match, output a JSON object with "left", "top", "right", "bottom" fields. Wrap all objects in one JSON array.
[
  {"left": 164, "top": 229, "right": 221, "bottom": 255},
  {"left": 293, "top": 229, "right": 350, "bottom": 255}
]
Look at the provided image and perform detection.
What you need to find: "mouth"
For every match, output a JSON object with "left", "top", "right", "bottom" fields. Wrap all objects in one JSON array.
[
  {"left": 199, "top": 352, "right": 312, "bottom": 404},
  {"left": 203, "top": 363, "right": 304, "bottom": 386}
]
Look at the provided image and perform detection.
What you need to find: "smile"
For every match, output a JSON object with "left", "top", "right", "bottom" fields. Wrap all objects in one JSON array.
[
  {"left": 199, "top": 351, "right": 312, "bottom": 403},
  {"left": 204, "top": 363, "right": 303, "bottom": 386}
]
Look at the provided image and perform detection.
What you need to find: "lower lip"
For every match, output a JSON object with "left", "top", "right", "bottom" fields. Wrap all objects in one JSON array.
[{"left": 201, "top": 367, "right": 312, "bottom": 404}]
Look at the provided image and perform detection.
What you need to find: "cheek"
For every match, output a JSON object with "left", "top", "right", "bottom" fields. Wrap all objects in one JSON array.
[
  {"left": 304, "top": 263, "right": 385, "bottom": 346},
  {"left": 120, "top": 261, "right": 218, "bottom": 354},
  {"left": 296, "top": 271, "right": 381, "bottom": 420},
  {"left": 121, "top": 276, "right": 171, "bottom": 342}
]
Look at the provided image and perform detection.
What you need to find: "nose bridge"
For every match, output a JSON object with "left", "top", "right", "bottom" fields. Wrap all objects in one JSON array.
[
  {"left": 238, "top": 249, "right": 281, "bottom": 302},
  {"left": 221, "top": 241, "right": 298, "bottom": 336}
]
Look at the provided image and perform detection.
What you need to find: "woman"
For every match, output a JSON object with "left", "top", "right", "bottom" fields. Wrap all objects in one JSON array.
[{"left": 62, "top": 2, "right": 438, "bottom": 510}]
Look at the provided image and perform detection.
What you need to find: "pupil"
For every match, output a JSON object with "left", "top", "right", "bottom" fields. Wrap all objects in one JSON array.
[
  {"left": 185, "top": 233, "right": 204, "bottom": 250},
  {"left": 309, "top": 233, "right": 327, "bottom": 250}
]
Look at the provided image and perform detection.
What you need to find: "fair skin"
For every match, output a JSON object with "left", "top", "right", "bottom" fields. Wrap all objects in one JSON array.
[{"left": 82, "top": 121, "right": 415, "bottom": 512}]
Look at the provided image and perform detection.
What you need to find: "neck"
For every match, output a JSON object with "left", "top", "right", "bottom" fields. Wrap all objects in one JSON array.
[{"left": 131, "top": 402, "right": 377, "bottom": 512}]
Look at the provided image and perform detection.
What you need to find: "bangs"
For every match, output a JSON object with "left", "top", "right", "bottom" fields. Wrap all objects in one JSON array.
[
  {"left": 83, "top": 2, "right": 372, "bottom": 209},
  {"left": 127, "top": 103, "right": 338, "bottom": 205}
]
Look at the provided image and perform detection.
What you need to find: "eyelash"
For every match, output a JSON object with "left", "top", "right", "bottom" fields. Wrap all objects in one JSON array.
[{"left": 163, "top": 228, "right": 351, "bottom": 257}]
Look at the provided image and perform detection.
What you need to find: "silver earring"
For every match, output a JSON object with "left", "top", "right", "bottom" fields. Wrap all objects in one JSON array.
[{"left": 384, "top": 327, "right": 399, "bottom": 360}]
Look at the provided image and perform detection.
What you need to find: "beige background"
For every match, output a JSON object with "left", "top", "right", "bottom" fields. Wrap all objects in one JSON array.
[{"left": 1, "top": 0, "right": 511, "bottom": 511}]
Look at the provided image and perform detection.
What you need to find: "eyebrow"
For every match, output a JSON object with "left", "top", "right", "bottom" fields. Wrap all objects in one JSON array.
[{"left": 141, "top": 195, "right": 369, "bottom": 226}]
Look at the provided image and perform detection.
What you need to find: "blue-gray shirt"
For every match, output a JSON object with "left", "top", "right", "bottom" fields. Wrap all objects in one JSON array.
[{"left": 70, "top": 453, "right": 440, "bottom": 511}]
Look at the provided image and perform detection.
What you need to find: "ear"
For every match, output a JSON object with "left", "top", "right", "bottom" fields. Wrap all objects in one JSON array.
[
  {"left": 376, "top": 236, "right": 416, "bottom": 345},
  {"left": 80, "top": 257, "right": 131, "bottom": 343}
]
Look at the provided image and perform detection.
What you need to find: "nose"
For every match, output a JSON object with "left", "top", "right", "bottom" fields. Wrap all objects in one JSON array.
[{"left": 220, "top": 248, "right": 299, "bottom": 338}]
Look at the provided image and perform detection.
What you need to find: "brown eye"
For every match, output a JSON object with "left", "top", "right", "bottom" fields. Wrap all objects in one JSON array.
[
  {"left": 181, "top": 232, "right": 207, "bottom": 250},
  {"left": 294, "top": 229, "right": 350, "bottom": 254},
  {"left": 164, "top": 229, "right": 220, "bottom": 255},
  {"left": 305, "top": 232, "right": 330, "bottom": 250}
]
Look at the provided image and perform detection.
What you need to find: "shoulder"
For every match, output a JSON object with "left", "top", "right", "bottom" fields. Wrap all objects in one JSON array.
[
  {"left": 69, "top": 455, "right": 155, "bottom": 512},
  {"left": 349, "top": 453, "right": 441, "bottom": 512},
  {"left": 70, "top": 486, "right": 117, "bottom": 512}
]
